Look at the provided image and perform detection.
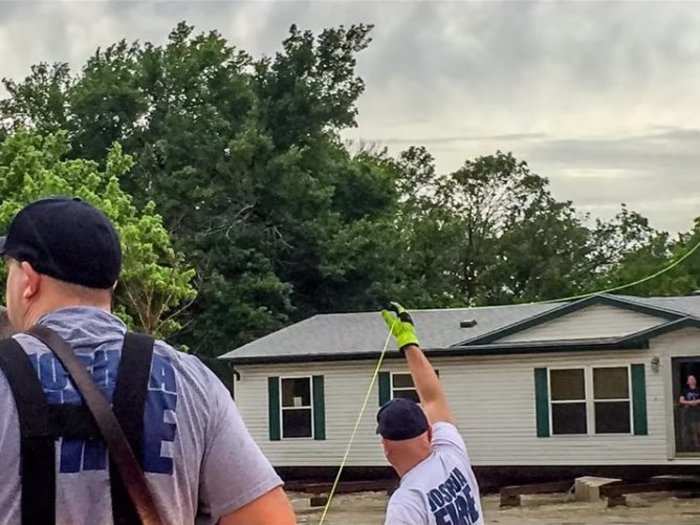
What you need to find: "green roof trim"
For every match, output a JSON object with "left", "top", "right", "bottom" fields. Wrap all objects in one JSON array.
[{"left": 454, "top": 294, "right": 687, "bottom": 347}]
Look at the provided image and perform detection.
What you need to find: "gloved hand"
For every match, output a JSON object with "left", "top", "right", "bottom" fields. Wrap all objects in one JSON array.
[{"left": 381, "top": 302, "right": 420, "bottom": 352}]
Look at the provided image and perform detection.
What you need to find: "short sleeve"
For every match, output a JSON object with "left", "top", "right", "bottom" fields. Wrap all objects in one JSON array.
[
  {"left": 197, "top": 378, "right": 283, "bottom": 519},
  {"left": 385, "top": 490, "right": 425, "bottom": 525},
  {"left": 432, "top": 422, "right": 469, "bottom": 459}
]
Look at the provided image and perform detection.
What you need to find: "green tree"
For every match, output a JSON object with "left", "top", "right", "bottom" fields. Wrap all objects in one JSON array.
[
  {"left": 598, "top": 217, "right": 700, "bottom": 297},
  {"left": 0, "top": 130, "right": 196, "bottom": 337},
  {"left": 3, "top": 20, "right": 681, "bottom": 361},
  {"left": 482, "top": 195, "right": 595, "bottom": 304},
  {"left": 0, "top": 22, "right": 387, "bottom": 356},
  {"left": 391, "top": 148, "right": 596, "bottom": 305}
]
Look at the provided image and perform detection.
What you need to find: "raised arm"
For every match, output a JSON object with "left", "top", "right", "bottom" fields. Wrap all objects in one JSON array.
[{"left": 382, "top": 303, "right": 454, "bottom": 424}]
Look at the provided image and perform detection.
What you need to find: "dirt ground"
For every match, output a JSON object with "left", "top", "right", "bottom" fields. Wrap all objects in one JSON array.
[{"left": 291, "top": 490, "right": 700, "bottom": 525}]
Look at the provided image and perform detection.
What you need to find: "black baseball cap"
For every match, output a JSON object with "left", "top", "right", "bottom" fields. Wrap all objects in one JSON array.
[
  {"left": 376, "top": 397, "right": 430, "bottom": 441},
  {"left": 0, "top": 198, "right": 122, "bottom": 289}
]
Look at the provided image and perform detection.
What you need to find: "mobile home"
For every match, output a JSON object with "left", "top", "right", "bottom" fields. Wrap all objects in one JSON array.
[{"left": 220, "top": 293, "right": 700, "bottom": 486}]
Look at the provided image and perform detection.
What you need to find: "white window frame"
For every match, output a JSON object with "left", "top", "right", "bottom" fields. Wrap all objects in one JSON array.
[
  {"left": 279, "top": 375, "right": 314, "bottom": 440},
  {"left": 548, "top": 365, "right": 633, "bottom": 437},
  {"left": 592, "top": 364, "right": 633, "bottom": 435},
  {"left": 548, "top": 366, "right": 588, "bottom": 436},
  {"left": 391, "top": 372, "right": 418, "bottom": 401},
  {"left": 390, "top": 371, "right": 440, "bottom": 402}
]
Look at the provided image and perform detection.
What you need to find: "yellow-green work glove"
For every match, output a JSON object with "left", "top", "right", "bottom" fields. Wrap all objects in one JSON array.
[{"left": 382, "top": 302, "right": 420, "bottom": 352}]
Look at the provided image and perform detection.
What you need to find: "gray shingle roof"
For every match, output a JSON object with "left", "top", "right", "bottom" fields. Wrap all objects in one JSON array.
[
  {"left": 623, "top": 294, "right": 700, "bottom": 317},
  {"left": 219, "top": 293, "right": 700, "bottom": 362}
]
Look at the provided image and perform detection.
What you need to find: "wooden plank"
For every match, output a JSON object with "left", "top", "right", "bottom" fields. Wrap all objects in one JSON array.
[
  {"left": 501, "top": 480, "right": 574, "bottom": 496},
  {"left": 601, "top": 479, "right": 700, "bottom": 498},
  {"left": 500, "top": 480, "right": 573, "bottom": 507}
]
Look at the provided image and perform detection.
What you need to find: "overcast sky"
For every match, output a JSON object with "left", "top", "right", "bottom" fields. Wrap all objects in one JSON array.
[{"left": 0, "top": 1, "right": 698, "bottom": 233}]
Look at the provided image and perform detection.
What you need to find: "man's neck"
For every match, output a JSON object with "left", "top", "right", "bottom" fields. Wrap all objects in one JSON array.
[
  {"left": 21, "top": 300, "right": 111, "bottom": 330},
  {"left": 396, "top": 450, "right": 431, "bottom": 478}
]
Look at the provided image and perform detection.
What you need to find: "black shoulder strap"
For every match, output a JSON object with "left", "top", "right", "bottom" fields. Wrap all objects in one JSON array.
[
  {"left": 111, "top": 332, "right": 155, "bottom": 525},
  {"left": 0, "top": 337, "right": 55, "bottom": 525},
  {"left": 26, "top": 326, "right": 163, "bottom": 525}
]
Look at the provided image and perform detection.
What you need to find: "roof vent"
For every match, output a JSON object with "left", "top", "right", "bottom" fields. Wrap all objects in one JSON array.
[{"left": 460, "top": 319, "right": 477, "bottom": 328}]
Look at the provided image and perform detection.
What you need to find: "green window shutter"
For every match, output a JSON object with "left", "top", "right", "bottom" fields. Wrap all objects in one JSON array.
[
  {"left": 378, "top": 371, "right": 391, "bottom": 406},
  {"left": 313, "top": 375, "right": 326, "bottom": 440},
  {"left": 268, "top": 376, "right": 280, "bottom": 441},
  {"left": 631, "top": 364, "right": 648, "bottom": 436},
  {"left": 534, "top": 368, "right": 550, "bottom": 437}
]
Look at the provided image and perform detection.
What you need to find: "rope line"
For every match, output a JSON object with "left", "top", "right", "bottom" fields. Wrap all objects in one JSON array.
[
  {"left": 540, "top": 237, "right": 700, "bottom": 304},
  {"left": 317, "top": 236, "right": 700, "bottom": 523},
  {"left": 317, "top": 323, "right": 395, "bottom": 525}
]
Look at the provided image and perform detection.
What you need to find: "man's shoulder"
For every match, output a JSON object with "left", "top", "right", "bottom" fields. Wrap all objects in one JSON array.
[
  {"left": 150, "top": 339, "right": 224, "bottom": 396},
  {"left": 387, "top": 486, "right": 426, "bottom": 520},
  {"left": 432, "top": 421, "right": 469, "bottom": 459}
]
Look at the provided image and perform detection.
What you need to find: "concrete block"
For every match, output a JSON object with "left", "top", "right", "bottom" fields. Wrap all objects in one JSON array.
[
  {"left": 500, "top": 493, "right": 521, "bottom": 507},
  {"left": 607, "top": 494, "right": 627, "bottom": 507},
  {"left": 310, "top": 496, "right": 329, "bottom": 507},
  {"left": 574, "top": 476, "right": 621, "bottom": 502}
]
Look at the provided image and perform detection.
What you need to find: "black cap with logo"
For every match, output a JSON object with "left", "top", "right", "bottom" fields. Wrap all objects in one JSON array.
[
  {"left": 376, "top": 397, "right": 430, "bottom": 441},
  {"left": 0, "top": 198, "right": 122, "bottom": 289}
]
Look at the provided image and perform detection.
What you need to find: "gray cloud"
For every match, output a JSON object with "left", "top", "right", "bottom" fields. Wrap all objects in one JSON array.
[
  {"left": 0, "top": 1, "right": 698, "bottom": 233},
  {"left": 367, "top": 132, "right": 548, "bottom": 145}
]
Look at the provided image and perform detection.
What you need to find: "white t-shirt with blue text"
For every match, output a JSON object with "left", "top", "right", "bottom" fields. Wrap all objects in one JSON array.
[{"left": 385, "top": 422, "right": 484, "bottom": 525}]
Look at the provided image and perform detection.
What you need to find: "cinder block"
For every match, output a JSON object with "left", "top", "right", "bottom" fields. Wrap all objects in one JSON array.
[
  {"left": 310, "top": 496, "right": 329, "bottom": 507},
  {"left": 500, "top": 493, "right": 521, "bottom": 507},
  {"left": 607, "top": 494, "right": 627, "bottom": 507},
  {"left": 574, "top": 476, "right": 621, "bottom": 502}
]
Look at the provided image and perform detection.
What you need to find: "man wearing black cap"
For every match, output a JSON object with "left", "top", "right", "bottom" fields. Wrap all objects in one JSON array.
[
  {"left": 379, "top": 303, "right": 483, "bottom": 525},
  {"left": 0, "top": 198, "right": 296, "bottom": 524}
]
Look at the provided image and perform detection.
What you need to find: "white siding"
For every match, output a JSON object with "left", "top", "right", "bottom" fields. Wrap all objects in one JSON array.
[
  {"left": 498, "top": 304, "right": 664, "bottom": 342},
  {"left": 234, "top": 327, "right": 700, "bottom": 467}
]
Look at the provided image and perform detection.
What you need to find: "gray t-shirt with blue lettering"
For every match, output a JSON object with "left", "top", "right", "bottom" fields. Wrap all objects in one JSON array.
[
  {"left": 385, "top": 422, "right": 484, "bottom": 525},
  {"left": 0, "top": 307, "right": 282, "bottom": 525}
]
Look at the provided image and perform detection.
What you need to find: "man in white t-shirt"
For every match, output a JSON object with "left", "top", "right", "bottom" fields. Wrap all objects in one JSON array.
[{"left": 379, "top": 303, "right": 484, "bottom": 525}]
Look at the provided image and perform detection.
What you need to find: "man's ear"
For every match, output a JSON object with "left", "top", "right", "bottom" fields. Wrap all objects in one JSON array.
[
  {"left": 381, "top": 437, "right": 390, "bottom": 456},
  {"left": 19, "top": 261, "right": 41, "bottom": 300}
]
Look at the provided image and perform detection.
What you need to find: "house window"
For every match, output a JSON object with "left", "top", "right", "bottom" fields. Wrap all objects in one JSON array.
[
  {"left": 390, "top": 371, "right": 439, "bottom": 403},
  {"left": 280, "top": 377, "right": 313, "bottom": 439},
  {"left": 548, "top": 366, "right": 632, "bottom": 436},
  {"left": 392, "top": 373, "right": 419, "bottom": 403},
  {"left": 593, "top": 367, "right": 631, "bottom": 434},
  {"left": 550, "top": 368, "right": 587, "bottom": 435}
]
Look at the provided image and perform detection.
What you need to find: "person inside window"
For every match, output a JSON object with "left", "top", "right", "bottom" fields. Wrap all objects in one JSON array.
[
  {"left": 680, "top": 374, "right": 700, "bottom": 406},
  {"left": 680, "top": 374, "right": 700, "bottom": 449}
]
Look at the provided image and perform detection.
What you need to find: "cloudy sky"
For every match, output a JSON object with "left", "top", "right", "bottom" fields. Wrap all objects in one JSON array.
[{"left": 0, "top": 1, "right": 698, "bottom": 233}]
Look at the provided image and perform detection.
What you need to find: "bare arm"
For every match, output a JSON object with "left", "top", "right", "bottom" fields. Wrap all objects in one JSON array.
[
  {"left": 404, "top": 344, "right": 454, "bottom": 425},
  {"left": 219, "top": 487, "right": 296, "bottom": 525},
  {"left": 679, "top": 396, "right": 700, "bottom": 406}
]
